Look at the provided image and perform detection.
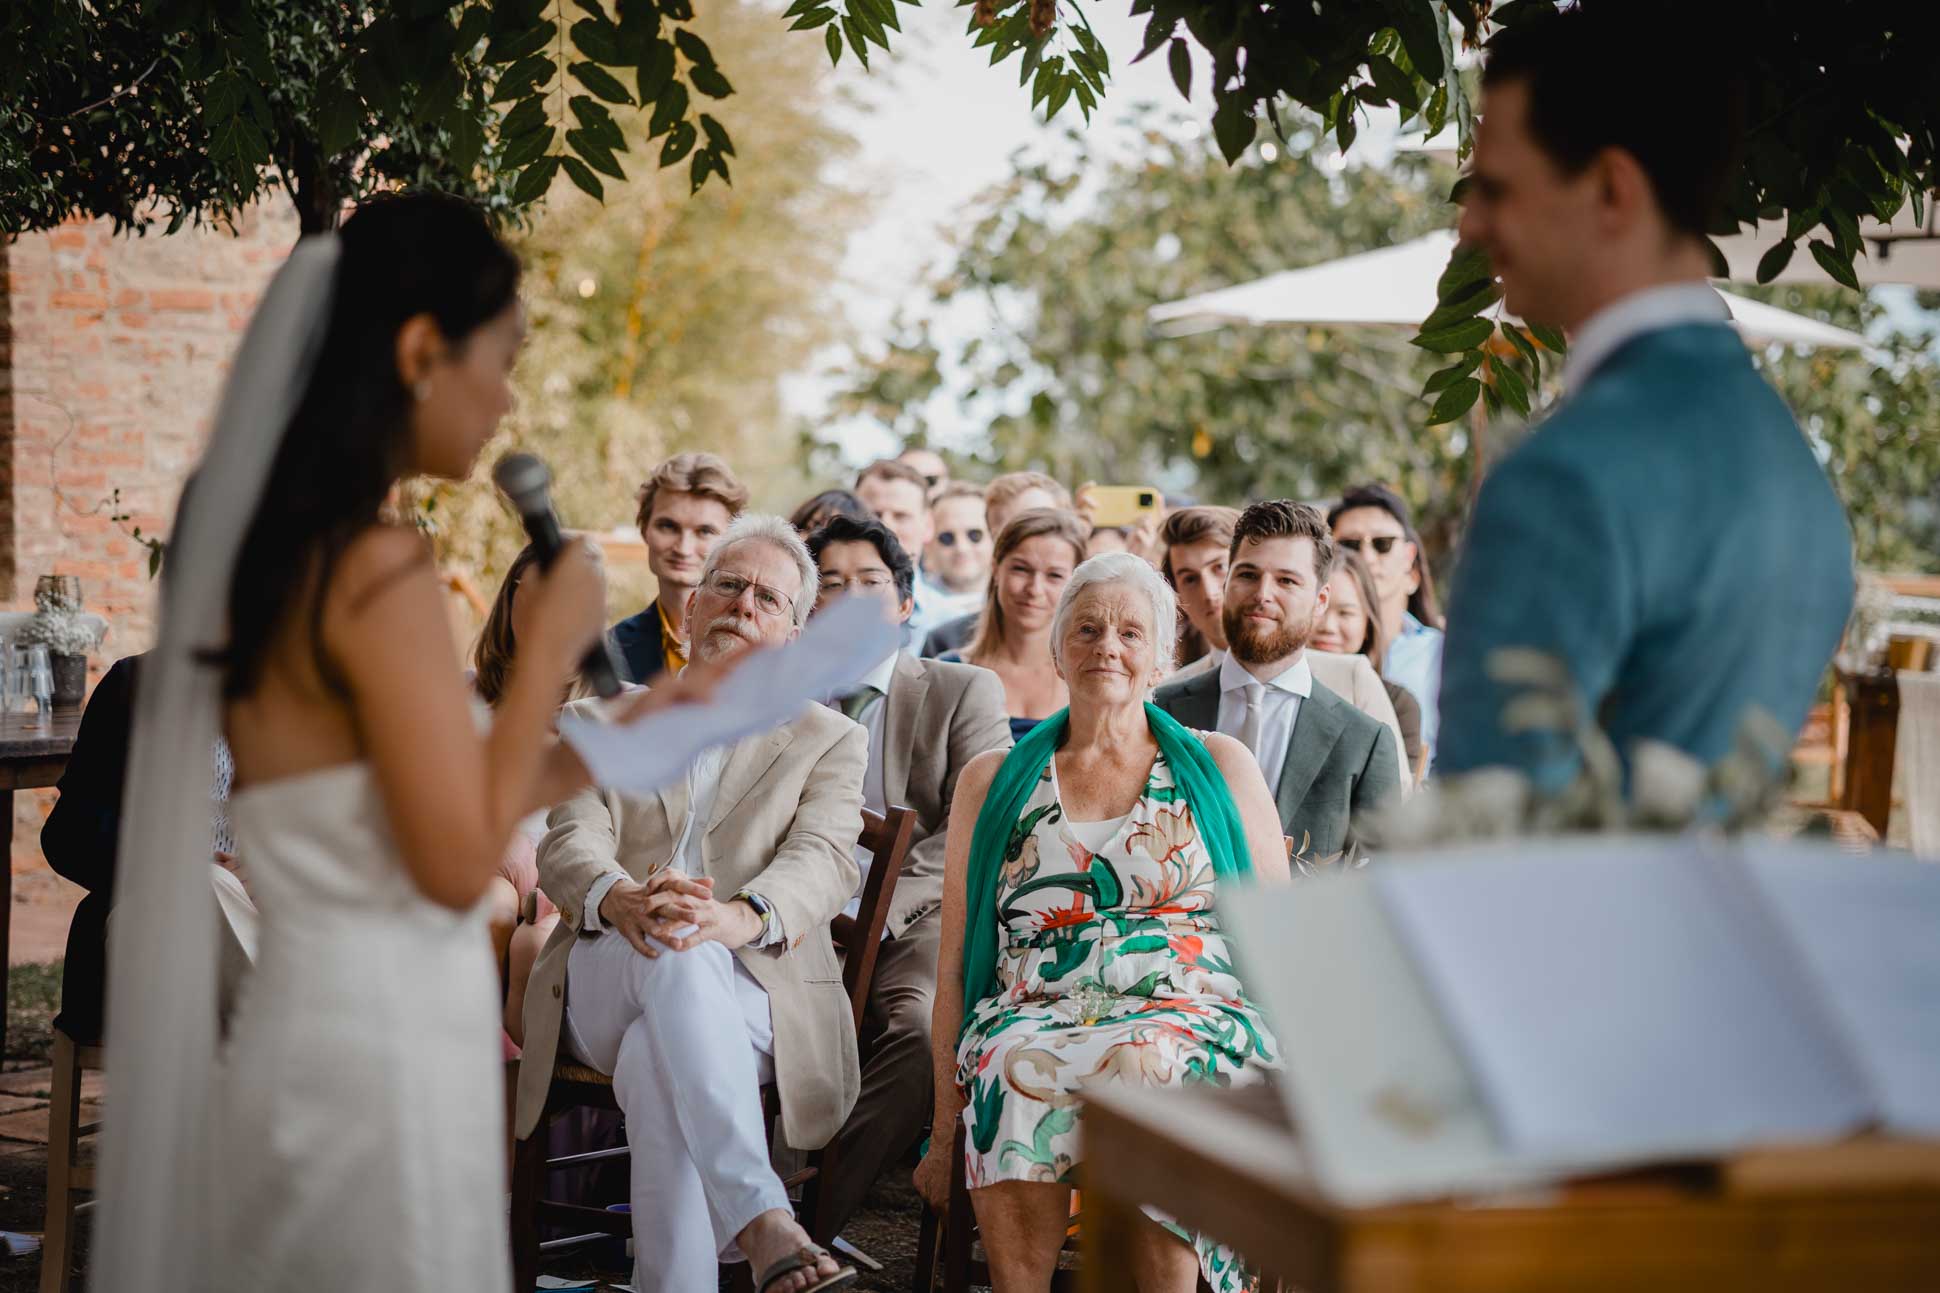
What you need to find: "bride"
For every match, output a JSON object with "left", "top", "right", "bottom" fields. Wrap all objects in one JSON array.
[{"left": 92, "top": 193, "right": 709, "bottom": 1291}]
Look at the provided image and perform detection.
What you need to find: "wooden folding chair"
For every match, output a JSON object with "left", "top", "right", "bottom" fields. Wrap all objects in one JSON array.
[
  {"left": 509, "top": 804, "right": 917, "bottom": 1289},
  {"left": 40, "top": 1028, "right": 105, "bottom": 1293}
]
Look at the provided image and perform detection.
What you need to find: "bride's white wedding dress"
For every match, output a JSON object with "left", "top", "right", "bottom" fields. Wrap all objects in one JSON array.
[{"left": 215, "top": 761, "right": 510, "bottom": 1291}]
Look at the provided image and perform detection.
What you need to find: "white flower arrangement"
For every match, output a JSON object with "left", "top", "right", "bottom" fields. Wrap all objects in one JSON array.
[
  {"left": 1363, "top": 647, "right": 1795, "bottom": 851},
  {"left": 19, "top": 581, "right": 106, "bottom": 658}
]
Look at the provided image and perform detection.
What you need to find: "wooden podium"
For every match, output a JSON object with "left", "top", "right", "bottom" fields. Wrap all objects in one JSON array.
[{"left": 1079, "top": 1083, "right": 1940, "bottom": 1292}]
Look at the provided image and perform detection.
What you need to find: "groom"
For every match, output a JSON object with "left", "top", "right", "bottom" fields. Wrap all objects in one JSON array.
[
  {"left": 519, "top": 514, "right": 864, "bottom": 1293},
  {"left": 1439, "top": 9, "right": 1853, "bottom": 787}
]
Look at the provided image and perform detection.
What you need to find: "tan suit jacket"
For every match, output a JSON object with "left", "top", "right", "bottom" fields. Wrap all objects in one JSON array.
[
  {"left": 876, "top": 653, "right": 1013, "bottom": 936},
  {"left": 516, "top": 698, "right": 868, "bottom": 1150},
  {"left": 1167, "top": 649, "right": 1410, "bottom": 788}
]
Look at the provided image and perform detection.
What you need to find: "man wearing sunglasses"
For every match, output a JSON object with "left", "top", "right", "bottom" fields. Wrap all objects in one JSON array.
[{"left": 922, "top": 482, "right": 994, "bottom": 625}]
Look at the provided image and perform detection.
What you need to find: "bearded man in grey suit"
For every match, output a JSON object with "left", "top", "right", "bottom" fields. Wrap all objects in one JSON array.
[
  {"left": 1154, "top": 500, "right": 1399, "bottom": 864},
  {"left": 519, "top": 515, "right": 864, "bottom": 1293},
  {"left": 803, "top": 514, "right": 1013, "bottom": 1240}
]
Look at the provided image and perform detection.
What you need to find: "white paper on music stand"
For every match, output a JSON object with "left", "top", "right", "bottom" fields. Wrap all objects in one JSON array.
[{"left": 558, "top": 595, "right": 899, "bottom": 797}]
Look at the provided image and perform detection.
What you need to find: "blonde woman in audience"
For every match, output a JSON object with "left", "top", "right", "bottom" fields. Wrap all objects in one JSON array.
[
  {"left": 920, "top": 472, "right": 1072, "bottom": 658},
  {"left": 1312, "top": 548, "right": 1426, "bottom": 784},
  {"left": 941, "top": 509, "right": 1089, "bottom": 741}
]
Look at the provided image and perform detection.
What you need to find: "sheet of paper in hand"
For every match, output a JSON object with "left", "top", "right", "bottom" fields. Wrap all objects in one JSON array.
[{"left": 558, "top": 594, "right": 900, "bottom": 797}]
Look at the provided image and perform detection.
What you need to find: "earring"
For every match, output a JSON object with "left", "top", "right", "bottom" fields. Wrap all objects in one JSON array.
[{"left": 413, "top": 379, "right": 432, "bottom": 403}]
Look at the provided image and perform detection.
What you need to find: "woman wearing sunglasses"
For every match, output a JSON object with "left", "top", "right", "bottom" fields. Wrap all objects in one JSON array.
[{"left": 1328, "top": 483, "right": 1445, "bottom": 768}]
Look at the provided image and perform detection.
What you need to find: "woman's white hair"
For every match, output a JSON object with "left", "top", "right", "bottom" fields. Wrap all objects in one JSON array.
[
  {"left": 1050, "top": 552, "right": 1179, "bottom": 675},
  {"left": 698, "top": 513, "right": 819, "bottom": 627}
]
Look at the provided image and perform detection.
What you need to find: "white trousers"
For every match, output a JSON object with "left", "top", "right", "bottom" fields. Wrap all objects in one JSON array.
[{"left": 564, "top": 931, "right": 788, "bottom": 1292}]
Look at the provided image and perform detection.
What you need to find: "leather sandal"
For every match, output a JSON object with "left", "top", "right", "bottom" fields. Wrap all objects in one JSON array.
[{"left": 756, "top": 1244, "right": 857, "bottom": 1292}]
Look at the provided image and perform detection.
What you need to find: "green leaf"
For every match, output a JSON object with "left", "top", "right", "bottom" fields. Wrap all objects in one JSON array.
[
  {"left": 509, "top": 154, "right": 560, "bottom": 204},
  {"left": 1807, "top": 238, "right": 1861, "bottom": 291},
  {"left": 789, "top": 8, "right": 837, "bottom": 30},
  {"left": 486, "top": 19, "right": 556, "bottom": 64},
  {"left": 448, "top": 109, "right": 485, "bottom": 174},
  {"left": 1703, "top": 236, "right": 1728, "bottom": 279},
  {"left": 501, "top": 93, "right": 549, "bottom": 141},
  {"left": 1047, "top": 77, "right": 1072, "bottom": 121},
  {"left": 699, "top": 112, "right": 734, "bottom": 157},
  {"left": 570, "top": 17, "right": 625, "bottom": 65},
  {"left": 1491, "top": 358, "right": 1531, "bottom": 417},
  {"left": 571, "top": 61, "right": 634, "bottom": 104},
  {"left": 500, "top": 123, "right": 556, "bottom": 169},
  {"left": 660, "top": 119, "right": 697, "bottom": 166},
  {"left": 690, "top": 65, "right": 733, "bottom": 98},
  {"left": 1492, "top": 0, "right": 1561, "bottom": 24},
  {"left": 1385, "top": 0, "right": 1443, "bottom": 82},
  {"left": 675, "top": 29, "right": 716, "bottom": 67},
  {"left": 1335, "top": 108, "right": 1358, "bottom": 154},
  {"left": 1527, "top": 322, "right": 1568, "bottom": 353},
  {"left": 1211, "top": 95, "right": 1255, "bottom": 165},
  {"left": 783, "top": 0, "right": 822, "bottom": 16},
  {"left": 1754, "top": 236, "right": 1795, "bottom": 284},
  {"left": 1418, "top": 280, "right": 1499, "bottom": 334},
  {"left": 315, "top": 88, "right": 364, "bottom": 157},
  {"left": 1422, "top": 352, "right": 1484, "bottom": 393},
  {"left": 492, "top": 52, "right": 554, "bottom": 102},
  {"left": 1423, "top": 81, "right": 1448, "bottom": 137},
  {"left": 566, "top": 129, "right": 627, "bottom": 178},
  {"left": 843, "top": 16, "right": 870, "bottom": 67},
  {"left": 648, "top": 81, "right": 688, "bottom": 136},
  {"left": 1426, "top": 376, "right": 1482, "bottom": 425},
  {"left": 1167, "top": 38, "right": 1190, "bottom": 100},
  {"left": 1366, "top": 53, "right": 1418, "bottom": 113},
  {"left": 1500, "top": 320, "right": 1539, "bottom": 369},
  {"left": 454, "top": 5, "right": 492, "bottom": 54},
  {"left": 560, "top": 154, "right": 604, "bottom": 200},
  {"left": 637, "top": 40, "right": 676, "bottom": 100},
  {"left": 826, "top": 23, "right": 843, "bottom": 65},
  {"left": 1411, "top": 317, "right": 1495, "bottom": 352}
]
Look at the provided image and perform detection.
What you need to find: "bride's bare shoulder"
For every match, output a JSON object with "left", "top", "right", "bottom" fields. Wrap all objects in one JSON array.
[{"left": 331, "top": 523, "right": 436, "bottom": 618}]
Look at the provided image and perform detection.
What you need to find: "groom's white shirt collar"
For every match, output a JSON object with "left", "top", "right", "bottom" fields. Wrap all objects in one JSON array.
[{"left": 1562, "top": 282, "right": 1732, "bottom": 393}]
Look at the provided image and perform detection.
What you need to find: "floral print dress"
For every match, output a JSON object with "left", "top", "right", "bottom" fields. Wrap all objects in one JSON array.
[{"left": 956, "top": 748, "right": 1279, "bottom": 1292}]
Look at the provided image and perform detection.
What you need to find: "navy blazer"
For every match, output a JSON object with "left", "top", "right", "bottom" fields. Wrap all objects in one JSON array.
[
  {"left": 609, "top": 599, "right": 670, "bottom": 685},
  {"left": 1439, "top": 322, "right": 1854, "bottom": 788}
]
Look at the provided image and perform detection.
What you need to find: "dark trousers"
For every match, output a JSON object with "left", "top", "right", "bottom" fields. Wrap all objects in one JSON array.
[{"left": 815, "top": 910, "right": 941, "bottom": 1237}]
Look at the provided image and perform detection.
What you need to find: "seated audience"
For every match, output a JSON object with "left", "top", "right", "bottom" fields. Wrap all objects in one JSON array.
[
  {"left": 855, "top": 459, "right": 948, "bottom": 637},
  {"left": 790, "top": 487, "right": 875, "bottom": 537},
  {"left": 941, "top": 509, "right": 1088, "bottom": 741},
  {"left": 1312, "top": 549, "right": 1426, "bottom": 784},
  {"left": 42, "top": 654, "right": 256, "bottom": 1043},
  {"left": 914, "top": 552, "right": 1288, "bottom": 1293},
  {"left": 897, "top": 446, "right": 950, "bottom": 492},
  {"left": 802, "top": 515, "right": 1013, "bottom": 1239},
  {"left": 517, "top": 515, "right": 865, "bottom": 1293},
  {"left": 1155, "top": 501, "right": 1400, "bottom": 863},
  {"left": 1162, "top": 505, "right": 1410, "bottom": 786},
  {"left": 611, "top": 452, "right": 749, "bottom": 684},
  {"left": 1328, "top": 483, "right": 1444, "bottom": 765},
  {"left": 921, "top": 471, "right": 1071, "bottom": 657},
  {"left": 922, "top": 482, "right": 995, "bottom": 625}
]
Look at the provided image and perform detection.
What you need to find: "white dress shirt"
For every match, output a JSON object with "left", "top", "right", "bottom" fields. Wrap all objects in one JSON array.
[
  {"left": 1561, "top": 282, "right": 1733, "bottom": 393},
  {"left": 1215, "top": 651, "right": 1313, "bottom": 791}
]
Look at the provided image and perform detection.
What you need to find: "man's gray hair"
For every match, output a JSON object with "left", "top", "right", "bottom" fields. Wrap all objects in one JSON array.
[
  {"left": 699, "top": 512, "right": 818, "bottom": 627},
  {"left": 1050, "top": 552, "right": 1179, "bottom": 675}
]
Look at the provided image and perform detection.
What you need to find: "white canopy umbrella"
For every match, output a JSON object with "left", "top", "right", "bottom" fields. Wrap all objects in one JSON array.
[{"left": 1148, "top": 230, "right": 1869, "bottom": 350}]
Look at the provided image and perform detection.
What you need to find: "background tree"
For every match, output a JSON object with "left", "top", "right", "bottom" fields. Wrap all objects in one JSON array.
[{"left": 409, "top": 0, "right": 870, "bottom": 628}]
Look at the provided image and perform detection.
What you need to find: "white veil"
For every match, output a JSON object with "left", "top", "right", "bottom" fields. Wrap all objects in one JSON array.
[{"left": 90, "top": 235, "right": 341, "bottom": 1293}]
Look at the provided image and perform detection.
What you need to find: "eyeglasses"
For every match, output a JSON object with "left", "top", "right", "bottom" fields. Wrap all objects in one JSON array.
[
  {"left": 703, "top": 570, "right": 794, "bottom": 619},
  {"left": 819, "top": 573, "right": 897, "bottom": 594},
  {"left": 1337, "top": 535, "right": 1401, "bottom": 556},
  {"left": 937, "top": 529, "right": 986, "bottom": 547}
]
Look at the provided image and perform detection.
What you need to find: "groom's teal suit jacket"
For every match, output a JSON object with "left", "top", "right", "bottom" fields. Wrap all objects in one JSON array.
[{"left": 1438, "top": 322, "right": 1853, "bottom": 787}]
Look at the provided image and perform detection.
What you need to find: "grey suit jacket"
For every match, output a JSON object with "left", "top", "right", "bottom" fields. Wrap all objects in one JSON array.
[
  {"left": 1152, "top": 665, "right": 1400, "bottom": 862},
  {"left": 516, "top": 698, "right": 867, "bottom": 1150},
  {"left": 874, "top": 653, "right": 1013, "bottom": 935}
]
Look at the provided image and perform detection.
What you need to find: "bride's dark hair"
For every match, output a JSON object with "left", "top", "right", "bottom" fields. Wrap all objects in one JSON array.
[{"left": 212, "top": 192, "right": 521, "bottom": 700}]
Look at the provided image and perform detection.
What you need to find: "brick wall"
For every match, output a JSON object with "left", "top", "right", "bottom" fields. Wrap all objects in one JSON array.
[{"left": 1, "top": 204, "right": 301, "bottom": 874}]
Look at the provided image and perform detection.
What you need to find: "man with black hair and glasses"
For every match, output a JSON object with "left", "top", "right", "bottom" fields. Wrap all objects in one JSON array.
[{"left": 1439, "top": 4, "right": 1852, "bottom": 788}]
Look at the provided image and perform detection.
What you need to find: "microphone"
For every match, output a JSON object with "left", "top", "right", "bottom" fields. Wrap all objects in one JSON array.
[{"left": 492, "top": 452, "right": 626, "bottom": 698}]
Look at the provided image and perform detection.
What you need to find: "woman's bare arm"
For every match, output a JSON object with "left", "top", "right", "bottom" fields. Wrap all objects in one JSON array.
[{"left": 1203, "top": 732, "right": 1292, "bottom": 884}]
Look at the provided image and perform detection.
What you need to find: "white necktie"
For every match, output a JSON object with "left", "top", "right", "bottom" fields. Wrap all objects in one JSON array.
[{"left": 1237, "top": 680, "right": 1265, "bottom": 755}]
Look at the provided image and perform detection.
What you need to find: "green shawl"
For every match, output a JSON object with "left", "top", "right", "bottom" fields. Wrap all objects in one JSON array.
[{"left": 957, "top": 702, "right": 1252, "bottom": 1037}]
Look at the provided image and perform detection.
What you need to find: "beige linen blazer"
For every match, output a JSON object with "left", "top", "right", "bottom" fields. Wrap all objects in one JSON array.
[
  {"left": 876, "top": 653, "right": 1013, "bottom": 936},
  {"left": 1165, "top": 649, "right": 1410, "bottom": 788},
  {"left": 515, "top": 697, "right": 868, "bottom": 1150}
]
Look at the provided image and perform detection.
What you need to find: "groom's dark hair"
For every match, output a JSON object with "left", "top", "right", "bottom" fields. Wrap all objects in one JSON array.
[{"left": 1482, "top": 3, "right": 1746, "bottom": 240}]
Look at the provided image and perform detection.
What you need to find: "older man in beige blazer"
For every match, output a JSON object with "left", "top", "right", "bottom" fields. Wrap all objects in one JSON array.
[
  {"left": 518, "top": 515, "right": 865, "bottom": 1293},
  {"left": 804, "top": 514, "right": 1013, "bottom": 1241}
]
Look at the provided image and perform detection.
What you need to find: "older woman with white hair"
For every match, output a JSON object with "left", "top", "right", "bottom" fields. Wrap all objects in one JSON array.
[{"left": 913, "top": 553, "right": 1290, "bottom": 1293}]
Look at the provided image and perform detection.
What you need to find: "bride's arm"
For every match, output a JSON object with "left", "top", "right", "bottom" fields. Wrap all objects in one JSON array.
[{"left": 326, "top": 526, "right": 603, "bottom": 910}]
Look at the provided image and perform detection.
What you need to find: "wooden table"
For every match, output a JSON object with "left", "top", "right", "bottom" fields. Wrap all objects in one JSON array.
[
  {"left": 0, "top": 709, "right": 80, "bottom": 1057},
  {"left": 1080, "top": 1083, "right": 1940, "bottom": 1292}
]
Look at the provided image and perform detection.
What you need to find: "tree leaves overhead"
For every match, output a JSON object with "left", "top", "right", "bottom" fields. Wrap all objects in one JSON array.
[{"left": 1, "top": 0, "right": 738, "bottom": 236}]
